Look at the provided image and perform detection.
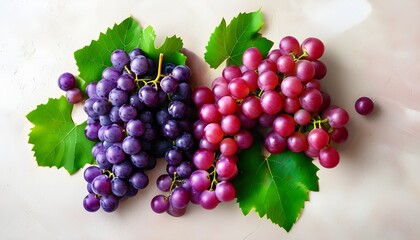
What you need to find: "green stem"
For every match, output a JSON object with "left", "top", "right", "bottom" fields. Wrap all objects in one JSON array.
[
  {"left": 169, "top": 172, "right": 178, "bottom": 192},
  {"left": 209, "top": 165, "right": 218, "bottom": 190}
]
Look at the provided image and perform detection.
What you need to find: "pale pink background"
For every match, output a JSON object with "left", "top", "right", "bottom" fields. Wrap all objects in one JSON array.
[{"left": 1, "top": 0, "right": 419, "bottom": 239}]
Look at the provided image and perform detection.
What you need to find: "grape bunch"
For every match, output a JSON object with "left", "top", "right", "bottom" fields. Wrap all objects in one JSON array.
[
  {"left": 187, "top": 36, "right": 349, "bottom": 198},
  {"left": 60, "top": 47, "right": 198, "bottom": 212}
]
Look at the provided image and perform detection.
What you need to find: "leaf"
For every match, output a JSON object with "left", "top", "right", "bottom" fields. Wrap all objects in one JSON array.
[
  {"left": 204, "top": 9, "right": 274, "bottom": 68},
  {"left": 74, "top": 16, "right": 186, "bottom": 90},
  {"left": 233, "top": 140, "right": 319, "bottom": 232},
  {"left": 27, "top": 97, "right": 95, "bottom": 174}
]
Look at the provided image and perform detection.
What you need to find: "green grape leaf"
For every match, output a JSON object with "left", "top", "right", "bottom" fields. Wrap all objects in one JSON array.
[
  {"left": 204, "top": 9, "right": 274, "bottom": 68},
  {"left": 233, "top": 140, "right": 319, "bottom": 232},
  {"left": 27, "top": 97, "right": 95, "bottom": 174},
  {"left": 74, "top": 16, "right": 186, "bottom": 90}
]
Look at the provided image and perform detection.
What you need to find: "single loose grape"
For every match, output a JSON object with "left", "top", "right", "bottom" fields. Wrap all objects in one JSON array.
[{"left": 355, "top": 97, "right": 374, "bottom": 115}]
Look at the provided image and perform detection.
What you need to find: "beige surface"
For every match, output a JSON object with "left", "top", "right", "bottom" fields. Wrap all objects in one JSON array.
[{"left": 1, "top": 0, "right": 420, "bottom": 239}]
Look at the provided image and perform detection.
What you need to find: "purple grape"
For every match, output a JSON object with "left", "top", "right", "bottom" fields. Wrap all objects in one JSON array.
[
  {"left": 189, "top": 170, "right": 211, "bottom": 192},
  {"left": 91, "top": 142, "right": 106, "bottom": 158},
  {"left": 109, "top": 88, "right": 129, "bottom": 107},
  {"left": 156, "top": 174, "right": 172, "bottom": 192},
  {"left": 176, "top": 161, "right": 193, "bottom": 178},
  {"left": 86, "top": 117, "right": 97, "bottom": 124},
  {"left": 109, "top": 106, "right": 123, "bottom": 124},
  {"left": 264, "top": 130, "right": 287, "bottom": 154},
  {"left": 91, "top": 174, "right": 112, "bottom": 195},
  {"left": 158, "top": 89, "right": 168, "bottom": 105},
  {"left": 100, "top": 194, "right": 119, "bottom": 212},
  {"left": 102, "top": 141, "right": 113, "bottom": 149},
  {"left": 130, "top": 151, "right": 150, "bottom": 169},
  {"left": 92, "top": 99, "right": 111, "bottom": 115},
  {"left": 111, "top": 49, "right": 130, "bottom": 71},
  {"left": 139, "top": 85, "right": 159, "bottom": 107},
  {"left": 175, "top": 132, "right": 195, "bottom": 151},
  {"left": 215, "top": 181, "right": 236, "bottom": 202},
  {"left": 151, "top": 195, "right": 170, "bottom": 214},
  {"left": 85, "top": 82, "right": 98, "bottom": 99},
  {"left": 102, "top": 67, "right": 122, "bottom": 81},
  {"left": 117, "top": 74, "right": 135, "bottom": 92},
  {"left": 83, "top": 98, "right": 99, "bottom": 119},
  {"left": 162, "top": 63, "right": 176, "bottom": 75},
  {"left": 126, "top": 119, "right": 145, "bottom": 137},
  {"left": 96, "top": 79, "right": 116, "bottom": 99},
  {"left": 160, "top": 76, "right": 178, "bottom": 93},
  {"left": 83, "top": 193, "right": 100, "bottom": 212},
  {"left": 104, "top": 124, "right": 123, "bottom": 143},
  {"left": 166, "top": 164, "right": 177, "bottom": 177},
  {"left": 106, "top": 145, "right": 125, "bottom": 164},
  {"left": 111, "top": 177, "right": 128, "bottom": 197},
  {"left": 122, "top": 136, "right": 141, "bottom": 155},
  {"left": 165, "top": 147, "right": 183, "bottom": 166},
  {"left": 129, "top": 48, "right": 145, "bottom": 60},
  {"left": 83, "top": 166, "right": 102, "bottom": 183},
  {"left": 355, "top": 97, "right": 374, "bottom": 115},
  {"left": 199, "top": 190, "right": 220, "bottom": 210},
  {"left": 169, "top": 187, "right": 190, "bottom": 209},
  {"left": 129, "top": 171, "right": 149, "bottom": 189},
  {"left": 84, "top": 122, "right": 101, "bottom": 141},
  {"left": 129, "top": 93, "right": 145, "bottom": 111},
  {"left": 66, "top": 88, "right": 83, "bottom": 104},
  {"left": 168, "top": 100, "right": 188, "bottom": 119},
  {"left": 166, "top": 204, "right": 187, "bottom": 217},
  {"left": 162, "top": 120, "right": 181, "bottom": 140},
  {"left": 87, "top": 183, "right": 93, "bottom": 193},
  {"left": 130, "top": 55, "right": 149, "bottom": 75},
  {"left": 124, "top": 185, "right": 138, "bottom": 198},
  {"left": 58, "top": 72, "right": 76, "bottom": 91},
  {"left": 119, "top": 104, "right": 137, "bottom": 122},
  {"left": 99, "top": 115, "right": 113, "bottom": 126},
  {"left": 190, "top": 189, "right": 202, "bottom": 205},
  {"left": 156, "top": 109, "right": 171, "bottom": 126},
  {"left": 112, "top": 161, "right": 133, "bottom": 179},
  {"left": 96, "top": 152, "right": 112, "bottom": 170},
  {"left": 172, "top": 65, "right": 191, "bottom": 82},
  {"left": 170, "top": 82, "right": 191, "bottom": 102}
]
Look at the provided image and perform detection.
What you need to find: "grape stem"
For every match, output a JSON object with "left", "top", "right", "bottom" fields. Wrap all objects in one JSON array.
[
  {"left": 133, "top": 53, "right": 165, "bottom": 89},
  {"left": 290, "top": 51, "right": 309, "bottom": 61},
  {"left": 145, "top": 53, "right": 164, "bottom": 90},
  {"left": 209, "top": 164, "right": 219, "bottom": 190},
  {"left": 311, "top": 116, "right": 329, "bottom": 129},
  {"left": 169, "top": 172, "right": 178, "bottom": 192},
  {"left": 102, "top": 169, "right": 114, "bottom": 179},
  {"left": 124, "top": 65, "right": 132, "bottom": 75}
]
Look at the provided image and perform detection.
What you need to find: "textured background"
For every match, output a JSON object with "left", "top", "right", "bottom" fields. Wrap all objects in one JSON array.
[{"left": 1, "top": 0, "right": 419, "bottom": 239}]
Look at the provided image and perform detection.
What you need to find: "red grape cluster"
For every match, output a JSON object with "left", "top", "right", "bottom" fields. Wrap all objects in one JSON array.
[{"left": 188, "top": 36, "right": 350, "bottom": 209}]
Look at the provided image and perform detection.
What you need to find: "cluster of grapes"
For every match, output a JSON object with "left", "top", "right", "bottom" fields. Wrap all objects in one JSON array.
[
  {"left": 189, "top": 36, "right": 349, "bottom": 193},
  {"left": 259, "top": 36, "right": 349, "bottom": 168},
  {"left": 57, "top": 47, "right": 197, "bottom": 212}
]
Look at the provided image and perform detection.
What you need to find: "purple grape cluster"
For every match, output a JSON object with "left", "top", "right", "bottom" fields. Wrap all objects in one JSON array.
[{"left": 81, "top": 48, "right": 197, "bottom": 213}]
